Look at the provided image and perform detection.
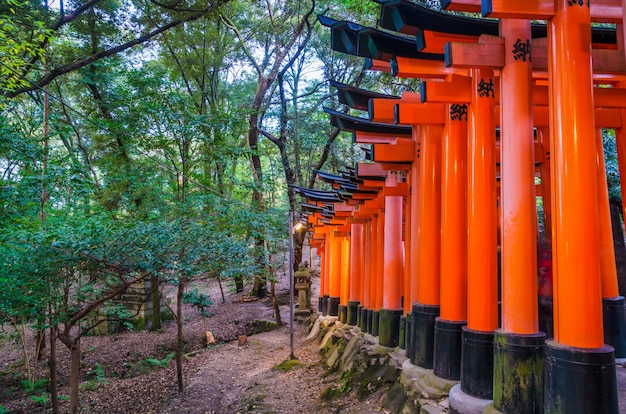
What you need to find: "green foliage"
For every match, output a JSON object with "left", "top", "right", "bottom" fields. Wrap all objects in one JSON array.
[
  {"left": 272, "top": 359, "right": 303, "bottom": 372},
  {"left": 145, "top": 352, "right": 175, "bottom": 368},
  {"left": 603, "top": 129, "right": 621, "bottom": 202},
  {"left": 0, "top": 0, "right": 54, "bottom": 93},
  {"left": 20, "top": 378, "right": 48, "bottom": 395},
  {"left": 182, "top": 290, "right": 213, "bottom": 318},
  {"left": 30, "top": 394, "right": 48, "bottom": 405}
]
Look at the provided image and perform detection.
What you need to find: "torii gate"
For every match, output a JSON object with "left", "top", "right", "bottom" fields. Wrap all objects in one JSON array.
[
  {"left": 377, "top": 1, "right": 624, "bottom": 413},
  {"left": 323, "top": 109, "right": 413, "bottom": 347},
  {"left": 318, "top": 2, "right": 626, "bottom": 413}
]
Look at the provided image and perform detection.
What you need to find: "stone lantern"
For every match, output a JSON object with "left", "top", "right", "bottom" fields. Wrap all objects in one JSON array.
[{"left": 294, "top": 262, "right": 312, "bottom": 320}]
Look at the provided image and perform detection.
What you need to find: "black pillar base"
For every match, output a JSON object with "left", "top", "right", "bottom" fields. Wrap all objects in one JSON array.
[
  {"left": 357, "top": 305, "right": 364, "bottom": 329},
  {"left": 347, "top": 300, "right": 359, "bottom": 326},
  {"left": 321, "top": 295, "right": 329, "bottom": 316},
  {"left": 603, "top": 296, "right": 626, "bottom": 358},
  {"left": 460, "top": 327, "right": 495, "bottom": 400},
  {"left": 365, "top": 309, "right": 372, "bottom": 334},
  {"left": 379, "top": 308, "right": 402, "bottom": 347},
  {"left": 328, "top": 296, "right": 339, "bottom": 317},
  {"left": 399, "top": 316, "right": 407, "bottom": 349},
  {"left": 338, "top": 305, "right": 347, "bottom": 323},
  {"left": 493, "top": 330, "right": 545, "bottom": 413},
  {"left": 411, "top": 303, "right": 440, "bottom": 368},
  {"left": 372, "top": 310, "right": 380, "bottom": 337},
  {"left": 544, "top": 339, "right": 618, "bottom": 414},
  {"left": 405, "top": 313, "right": 412, "bottom": 357},
  {"left": 433, "top": 318, "right": 466, "bottom": 380}
]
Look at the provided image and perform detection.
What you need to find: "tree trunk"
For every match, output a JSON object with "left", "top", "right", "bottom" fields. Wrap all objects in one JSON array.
[
  {"left": 49, "top": 324, "right": 59, "bottom": 414},
  {"left": 270, "top": 278, "right": 281, "bottom": 326},
  {"left": 69, "top": 339, "right": 81, "bottom": 414},
  {"left": 35, "top": 329, "right": 46, "bottom": 362},
  {"left": 217, "top": 275, "right": 226, "bottom": 303},
  {"left": 234, "top": 275, "right": 244, "bottom": 293},
  {"left": 151, "top": 274, "right": 161, "bottom": 331},
  {"left": 176, "top": 277, "right": 185, "bottom": 392}
]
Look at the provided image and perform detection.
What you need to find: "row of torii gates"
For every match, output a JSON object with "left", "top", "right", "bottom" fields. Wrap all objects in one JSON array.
[{"left": 294, "top": 1, "right": 626, "bottom": 413}]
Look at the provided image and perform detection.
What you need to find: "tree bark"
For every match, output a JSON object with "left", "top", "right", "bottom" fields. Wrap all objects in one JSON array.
[
  {"left": 69, "top": 340, "right": 81, "bottom": 414},
  {"left": 270, "top": 278, "right": 281, "bottom": 325},
  {"left": 49, "top": 323, "right": 59, "bottom": 414},
  {"left": 151, "top": 274, "right": 161, "bottom": 331},
  {"left": 176, "top": 276, "right": 185, "bottom": 392}
]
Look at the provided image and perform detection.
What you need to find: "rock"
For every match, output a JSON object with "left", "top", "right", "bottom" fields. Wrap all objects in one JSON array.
[
  {"left": 238, "top": 335, "right": 248, "bottom": 346},
  {"left": 380, "top": 382, "right": 407, "bottom": 413},
  {"left": 305, "top": 318, "right": 321, "bottom": 342},
  {"left": 339, "top": 336, "right": 366, "bottom": 373},
  {"left": 205, "top": 331, "right": 216, "bottom": 345}
]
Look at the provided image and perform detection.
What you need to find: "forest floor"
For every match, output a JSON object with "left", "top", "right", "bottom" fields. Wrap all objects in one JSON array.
[{"left": 0, "top": 268, "right": 384, "bottom": 414}]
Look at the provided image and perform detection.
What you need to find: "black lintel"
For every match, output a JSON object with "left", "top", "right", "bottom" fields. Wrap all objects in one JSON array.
[
  {"left": 301, "top": 203, "right": 324, "bottom": 213},
  {"left": 315, "top": 170, "right": 352, "bottom": 186},
  {"left": 318, "top": 15, "right": 363, "bottom": 55},
  {"left": 324, "top": 107, "right": 412, "bottom": 137},
  {"left": 330, "top": 80, "right": 398, "bottom": 111},
  {"left": 379, "top": 0, "right": 616, "bottom": 46},
  {"left": 357, "top": 26, "right": 443, "bottom": 61}
]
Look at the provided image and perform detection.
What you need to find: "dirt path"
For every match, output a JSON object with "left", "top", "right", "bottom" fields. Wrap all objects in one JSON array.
[{"left": 159, "top": 310, "right": 383, "bottom": 414}]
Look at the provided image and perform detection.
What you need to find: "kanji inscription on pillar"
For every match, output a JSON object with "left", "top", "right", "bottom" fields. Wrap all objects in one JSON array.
[
  {"left": 450, "top": 104, "right": 468, "bottom": 122},
  {"left": 512, "top": 39, "right": 531, "bottom": 62},
  {"left": 567, "top": 0, "right": 589, "bottom": 7},
  {"left": 478, "top": 79, "right": 494, "bottom": 99}
]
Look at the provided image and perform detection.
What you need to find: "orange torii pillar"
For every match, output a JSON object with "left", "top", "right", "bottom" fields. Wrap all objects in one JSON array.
[
  {"left": 460, "top": 68, "right": 499, "bottom": 403},
  {"left": 595, "top": 127, "right": 626, "bottom": 358},
  {"left": 433, "top": 103, "right": 468, "bottom": 381},
  {"left": 409, "top": 79, "right": 471, "bottom": 378},
  {"left": 367, "top": 212, "right": 380, "bottom": 334},
  {"left": 359, "top": 219, "right": 372, "bottom": 331},
  {"left": 412, "top": 123, "right": 443, "bottom": 368},
  {"left": 406, "top": 135, "right": 421, "bottom": 359},
  {"left": 318, "top": 240, "right": 326, "bottom": 315},
  {"left": 322, "top": 232, "right": 331, "bottom": 316},
  {"left": 491, "top": 19, "right": 545, "bottom": 414},
  {"left": 400, "top": 185, "right": 412, "bottom": 350},
  {"left": 328, "top": 230, "right": 342, "bottom": 317},
  {"left": 372, "top": 207, "right": 386, "bottom": 337},
  {"left": 544, "top": 2, "right": 618, "bottom": 412},
  {"left": 379, "top": 174, "right": 405, "bottom": 347},
  {"left": 348, "top": 221, "right": 364, "bottom": 326},
  {"left": 388, "top": 101, "right": 446, "bottom": 366},
  {"left": 339, "top": 229, "right": 351, "bottom": 323}
]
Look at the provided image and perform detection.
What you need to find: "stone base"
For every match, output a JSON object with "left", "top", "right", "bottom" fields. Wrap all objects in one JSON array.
[
  {"left": 338, "top": 304, "right": 347, "bottom": 323},
  {"left": 347, "top": 300, "right": 359, "bottom": 326},
  {"left": 372, "top": 310, "right": 380, "bottom": 337},
  {"left": 357, "top": 304, "right": 364, "bottom": 328},
  {"left": 603, "top": 297, "right": 626, "bottom": 358},
  {"left": 365, "top": 309, "right": 373, "bottom": 334},
  {"left": 493, "top": 330, "right": 545, "bottom": 413},
  {"left": 405, "top": 313, "right": 412, "bottom": 359},
  {"left": 321, "top": 295, "right": 329, "bottom": 316},
  {"left": 379, "top": 308, "right": 402, "bottom": 348},
  {"left": 449, "top": 384, "right": 492, "bottom": 414},
  {"left": 401, "top": 359, "right": 457, "bottom": 401},
  {"left": 399, "top": 316, "right": 406, "bottom": 350},
  {"left": 411, "top": 303, "right": 440, "bottom": 369},
  {"left": 433, "top": 318, "right": 465, "bottom": 380},
  {"left": 460, "top": 327, "right": 494, "bottom": 400},
  {"left": 544, "top": 339, "right": 618, "bottom": 414},
  {"left": 328, "top": 296, "right": 340, "bottom": 317}
]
